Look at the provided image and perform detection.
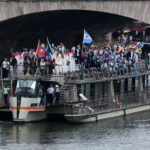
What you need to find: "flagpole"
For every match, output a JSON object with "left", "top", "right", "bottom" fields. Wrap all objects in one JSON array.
[
  {"left": 47, "top": 37, "right": 51, "bottom": 49},
  {"left": 82, "top": 29, "right": 85, "bottom": 52},
  {"left": 35, "top": 40, "right": 40, "bottom": 56}
]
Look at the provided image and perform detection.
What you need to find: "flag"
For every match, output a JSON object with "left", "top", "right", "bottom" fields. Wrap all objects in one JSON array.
[
  {"left": 46, "top": 37, "right": 52, "bottom": 54},
  {"left": 83, "top": 29, "right": 93, "bottom": 44},
  {"left": 36, "top": 40, "right": 46, "bottom": 55},
  {"left": 45, "top": 38, "right": 52, "bottom": 59}
]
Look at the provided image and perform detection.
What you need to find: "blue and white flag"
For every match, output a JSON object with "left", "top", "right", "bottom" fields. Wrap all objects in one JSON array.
[{"left": 83, "top": 29, "right": 93, "bottom": 44}]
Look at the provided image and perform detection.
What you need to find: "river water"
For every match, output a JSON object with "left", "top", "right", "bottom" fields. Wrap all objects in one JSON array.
[{"left": 0, "top": 111, "right": 150, "bottom": 150}]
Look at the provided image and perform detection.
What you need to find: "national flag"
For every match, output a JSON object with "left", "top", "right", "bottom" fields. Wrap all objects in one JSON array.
[
  {"left": 46, "top": 37, "right": 52, "bottom": 54},
  {"left": 83, "top": 29, "right": 93, "bottom": 44},
  {"left": 45, "top": 38, "right": 52, "bottom": 59},
  {"left": 36, "top": 40, "right": 46, "bottom": 55}
]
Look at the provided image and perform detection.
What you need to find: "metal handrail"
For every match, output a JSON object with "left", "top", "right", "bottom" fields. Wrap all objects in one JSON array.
[
  {"left": 0, "top": 60, "right": 149, "bottom": 79},
  {"left": 68, "top": 60, "right": 150, "bottom": 83},
  {"left": 69, "top": 90, "right": 150, "bottom": 115},
  {"left": 53, "top": 71, "right": 76, "bottom": 103}
]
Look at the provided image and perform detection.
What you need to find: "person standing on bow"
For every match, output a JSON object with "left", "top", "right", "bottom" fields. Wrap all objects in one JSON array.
[
  {"left": 47, "top": 84, "right": 55, "bottom": 105},
  {"left": 3, "top": 86, "right": 8, "bottom": 105}
]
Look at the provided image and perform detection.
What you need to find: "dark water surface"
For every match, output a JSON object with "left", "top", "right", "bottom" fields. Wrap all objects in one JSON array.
[{"left": 0, "top": 111, "right": 150, "bottom": 150}]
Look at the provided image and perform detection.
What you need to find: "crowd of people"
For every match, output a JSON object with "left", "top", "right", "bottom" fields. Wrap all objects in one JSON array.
[
  {"left": 2, "top": 43, "right": 76, "bottom": 78},
  {"left": 39, "top": 84, "right": 60, "bottom": 106},
  {"left": 1, "top": 39, "right": 148, "bottom": 106},
  {"left": 77, "top": 41, "right": 146, "bottom": 77},
  {"left": 1, "top": 39, "right": 147, "bottom": 79}
]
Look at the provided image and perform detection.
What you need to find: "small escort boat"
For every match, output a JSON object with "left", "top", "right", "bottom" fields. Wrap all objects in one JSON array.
[
  {"left": 64, "top": 94, "right": 96, "bottom": 123},
  {"left": 65, "top": 100, "right": 150, "bottom": 123},
  {"left": 64, "top": 94, "right": 150, "bottom": 123}
]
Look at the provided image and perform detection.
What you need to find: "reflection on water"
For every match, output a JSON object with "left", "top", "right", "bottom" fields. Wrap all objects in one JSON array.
[{"left": 0, "top": 111, "right": 150, "bottom": 150}]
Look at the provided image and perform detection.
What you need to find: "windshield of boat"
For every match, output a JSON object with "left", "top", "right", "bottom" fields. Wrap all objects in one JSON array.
[{"left": 15, "top": 80, "right": 37, "bottom": 96}]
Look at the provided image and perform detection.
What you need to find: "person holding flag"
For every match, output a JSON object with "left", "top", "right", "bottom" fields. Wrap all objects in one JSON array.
[
  {"left": 45, "top": 37, "right": 52, "bottom": 59},
  {"left": 36, "top": 40, "right": 46, "bottom": 56},
  {"left": 83, "top": 29, "right": 93, "bottom": 44}
]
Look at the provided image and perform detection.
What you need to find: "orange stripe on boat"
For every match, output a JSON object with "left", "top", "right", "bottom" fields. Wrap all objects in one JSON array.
[
  {"left": 10, "top": 106, "right": 45, "bottom": 110},
  {"left": 10, "top": 106, "right": 17, "bottom": 109}
]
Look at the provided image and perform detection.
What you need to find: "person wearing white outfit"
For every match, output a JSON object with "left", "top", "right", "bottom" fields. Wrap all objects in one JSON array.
[
  {"left": 16, "top": 55, "right": 24, "bottom": 76},
  {"left": 40, "top": 59, "right": 45, "bottom": 76}
]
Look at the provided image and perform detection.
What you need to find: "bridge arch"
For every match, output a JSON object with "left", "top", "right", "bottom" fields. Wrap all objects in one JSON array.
[{"left": 0, "top": 0, "right": 150, "bottom": 23}]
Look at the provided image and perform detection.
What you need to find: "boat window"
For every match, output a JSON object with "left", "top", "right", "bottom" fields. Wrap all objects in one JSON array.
[{"left": 15, "top": 80, "right": 37, "bottom": 96}]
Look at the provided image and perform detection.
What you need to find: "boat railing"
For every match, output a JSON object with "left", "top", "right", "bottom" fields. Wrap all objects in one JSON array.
[
  {"left": 68, "top": 90, "right": 150, "bottom": 115},
  {"left": 0, "top": 60, "right": 149, "bottom": 81},
  {"left": 68, "top": 60, "right": 150, "bottom": 83},
  {"left": 91, "top": 91, "right": 150, "bottom": 112},
  {"left": 0, "top": 64, "right": 69, "bottom": 80}
]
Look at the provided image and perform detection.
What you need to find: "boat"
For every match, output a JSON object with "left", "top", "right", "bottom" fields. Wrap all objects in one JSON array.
[
  {"left": 2, "top": 60, "right": 150, "bottom": 123},
  {"left": 9, "top": 78, "right": 47, "bottom": 122},
  {"left": 8, "top": 73, "right": 66, "bottom": 122},
  {"left": 64, "top": 60, "right": 150, "bottom": 123},
  {"left": 64, "top": 100, "right": 150, "bottom": 123}
]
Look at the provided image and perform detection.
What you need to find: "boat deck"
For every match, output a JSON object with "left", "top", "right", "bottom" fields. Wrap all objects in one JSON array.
[{"left": 0, "top": 60, "right": 149, "bottom": 85}]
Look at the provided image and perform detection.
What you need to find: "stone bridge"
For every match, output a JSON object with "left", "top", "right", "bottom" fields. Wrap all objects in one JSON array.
[{"left": 0, "top": 0, "right": 150, "bottom": 23}]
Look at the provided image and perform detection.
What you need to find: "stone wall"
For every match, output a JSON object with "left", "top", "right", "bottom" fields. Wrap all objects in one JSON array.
[{"left": 0, "top": 0, "right": 149, "bottom": 23}]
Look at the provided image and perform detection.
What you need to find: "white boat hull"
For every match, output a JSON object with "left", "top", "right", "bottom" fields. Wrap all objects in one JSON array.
[
  {"left": 65, "top": 104, "right": 150, "bottom": 123},
  {"left": 65, "top": 114, "right": 97, "bottom": 123},
  {"left": 9, "top": 96, "right": 47, "bottom": 122}
]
